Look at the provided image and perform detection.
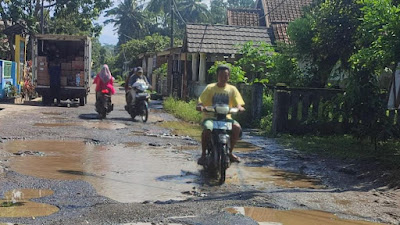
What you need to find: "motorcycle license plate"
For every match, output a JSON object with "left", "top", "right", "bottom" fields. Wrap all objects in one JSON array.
[
  {"left": 137, "top": 93, "right": 148, "bottom": 97},
  {"left": 213, "top": 121, "right": 232, "bottom": 130}
]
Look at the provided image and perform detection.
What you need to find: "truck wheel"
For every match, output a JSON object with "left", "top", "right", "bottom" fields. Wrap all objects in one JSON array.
[
  {"left": 79, "top": 97, "right": 85, "bottom": 106},
  {"left": 42, "top": 96, "right": 50, "bottom": 106}
]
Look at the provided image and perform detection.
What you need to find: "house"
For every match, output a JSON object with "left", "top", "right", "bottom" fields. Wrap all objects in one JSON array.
[
  {"left": 182, "top": 24, "right": 272, "bottom": 96},
  {"left": 227, "top": 0, "right": 312, "bottom": 44}
]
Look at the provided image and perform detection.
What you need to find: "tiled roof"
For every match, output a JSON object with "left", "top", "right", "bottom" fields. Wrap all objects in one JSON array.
[
  {"left": 255, "top": 0, "right": 312, "bottom": 43},
  {"left": 184, "top": 24, "right": 272, "bottom": 54},
  {"left": 257, "top": 0, "right": 311, "bottom": 24},
  {"left": 227, "top": 8, "right": 263, "bottom": 27},
  {"left": 272, "top": 23, "right": 289, "bottom": 43}
]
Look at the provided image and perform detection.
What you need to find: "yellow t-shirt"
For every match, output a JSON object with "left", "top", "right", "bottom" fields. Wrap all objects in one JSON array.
[{"left": 198, "top": 83, "right": 245, "bottom": 120}]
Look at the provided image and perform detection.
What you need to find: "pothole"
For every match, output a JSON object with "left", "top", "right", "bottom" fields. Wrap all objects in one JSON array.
[
  {"left": 227, "top": 166, "right": 324, "bottom": 189},
  {"left": 0, "top": 189, "right": 58, "bottom": 217},
  {"left": 2, "top": 140, "right": 199, "bottom": 203},
  {"left": 33, "top": 123, "right": 77, "bottom": 127},
  {"left": 41, "top": 112, "right": 62, "bottom": 115},
  {"left": 225, "top": 207, "right": 384, "bottom": 225}
]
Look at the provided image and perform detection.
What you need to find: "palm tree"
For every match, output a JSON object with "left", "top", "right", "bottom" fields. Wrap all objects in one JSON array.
[
  {"left": 177, "top": 0, "right": 210, "bottom": 24},
  {"left": 146, "top": 0, "right": 171, "bottom": 15},
  {"left": 105, "top": 0, "right": 147, "bottom": 45}
]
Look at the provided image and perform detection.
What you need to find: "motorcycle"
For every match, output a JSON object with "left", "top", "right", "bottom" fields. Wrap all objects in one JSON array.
[
  {"left": 96, "top": 89, "right": 113, "bottom": 119},
  {"left": 203, "top": 104, "right": 239, "bottom": 184},
  {"left": 126, "top": 80, "right": 150, "bottom": 122}
]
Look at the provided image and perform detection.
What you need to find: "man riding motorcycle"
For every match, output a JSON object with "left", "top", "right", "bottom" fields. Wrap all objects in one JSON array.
[
  {"left": 196, "top": 65, "right": 245, "bottom": 165},
  {"left": 125, "top": 67, "right": 151, "bottom": 107}
]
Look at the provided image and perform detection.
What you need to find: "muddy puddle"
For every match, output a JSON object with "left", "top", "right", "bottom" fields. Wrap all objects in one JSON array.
[
  {"left": 41, "top": 112, "right": 63, "bottom": 115},
  {"left": 34, "top": 122, "right": 126, "bottom": 130},
  {"left": 225, "top": 207, "right": 384, "bottom": 225},
  {"left": 226, "top": 165, "right": 323, "bottom": 189},
  {"left": 2, "top": 140, "right": 199, "bottom": 203},
  {"left": 0, "top": 189, "right": 58, "bottom": 217},
  {"left": 34, "top": 123, "right": 76, "bottom": 127},
  {"left": 160, "top": 122, "right": 202, "bottom": 142}
]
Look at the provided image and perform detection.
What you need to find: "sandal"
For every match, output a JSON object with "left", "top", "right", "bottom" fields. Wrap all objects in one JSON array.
[{"left": 229, "top": 154, "right": 241, "bottom": 163}]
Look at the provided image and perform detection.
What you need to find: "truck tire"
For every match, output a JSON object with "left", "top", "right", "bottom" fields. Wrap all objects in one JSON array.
[
  {"left": 79, "top": 97, "right": 85, "bottom": 106},
  {"left": 42, "top": 95, "right": 51, "bottom": 106}
]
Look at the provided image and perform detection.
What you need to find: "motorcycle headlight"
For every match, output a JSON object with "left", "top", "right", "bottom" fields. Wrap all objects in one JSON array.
[
  {"left": 218, "top": 134, "right": 229, "bottom": 144},
  {"left": 215, "top": 106, "right": 230, "bottom": 114}
]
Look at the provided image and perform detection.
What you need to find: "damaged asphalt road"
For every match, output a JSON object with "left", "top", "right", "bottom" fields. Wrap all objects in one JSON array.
[{"left": 0, "top": 88, "right": 399, "bottom": 225}]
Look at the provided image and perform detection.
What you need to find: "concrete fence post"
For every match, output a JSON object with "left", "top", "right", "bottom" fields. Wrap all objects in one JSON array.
[
  {"left": 252, "top": 82, "right": 264, "bottom": 121},
  {"left": 272, "top": 86, "right": 290, "bottom": 135}
]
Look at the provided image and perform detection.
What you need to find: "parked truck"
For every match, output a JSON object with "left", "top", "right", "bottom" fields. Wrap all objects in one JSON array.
[{"left": 32, "top": 34, "right": 92, "bottom": 106}]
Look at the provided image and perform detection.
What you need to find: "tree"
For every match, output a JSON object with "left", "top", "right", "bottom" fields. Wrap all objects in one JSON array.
[
  {"left": 287, "top": 0, "right": 361, "bottom": 87},
  {"left": 177, "top": 0, "right": 210, "bottom": 23},
  {"left": 210, "top": 0, "right": 227, "bottom": 24},
  {"left": 113, "top": 34, "right": 171, "bottom": 76},
  {"left": 0, "top": 0, "right": 111, "bottom": 59},
  {"left": 235, "top": 41, "right": 275, "bottom": 83},
  {"left": 350, "top": 0, "right": 400, "bottom": 72},
  {"left": 227, "top": 0, "right": 255, "bottom": 8},
  {"left": 105, "top": 0, "right": 147, "bottom": 45}
]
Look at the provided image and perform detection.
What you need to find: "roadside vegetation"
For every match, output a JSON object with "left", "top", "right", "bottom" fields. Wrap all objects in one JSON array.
[{"left": 163, "top": 97, "right": 202, "bottom": 124}]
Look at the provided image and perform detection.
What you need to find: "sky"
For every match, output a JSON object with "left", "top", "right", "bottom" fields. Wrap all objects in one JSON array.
[{"left": 98, "top": 0, "right": 212, "bottom": 45}]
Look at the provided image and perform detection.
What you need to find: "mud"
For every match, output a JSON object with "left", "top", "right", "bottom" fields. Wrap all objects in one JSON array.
[
  {"left": 0, "top": 189, "right": 58, "bottom": 218},
  {"left": 225, "top": 207, "right": 384, "bottom": 225},
  {"left": 2, "top": 140, "right": 200, "bottom": 203},
  {"left": 226, "top": 165, "right": 323, "bottom": 189}
]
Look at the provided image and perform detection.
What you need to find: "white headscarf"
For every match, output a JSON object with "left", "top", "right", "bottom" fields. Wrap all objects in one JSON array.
[{"left": 99, "top": 64, "right": 111, "bottom": 83}]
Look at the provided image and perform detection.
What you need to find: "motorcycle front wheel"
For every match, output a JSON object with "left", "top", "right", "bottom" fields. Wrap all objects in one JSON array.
[
  {"left": 140, "top": 101, "right": 149, "bottom": 123},
  {"left": 219, "top": 144, "right": 229, "bottom": 185}
]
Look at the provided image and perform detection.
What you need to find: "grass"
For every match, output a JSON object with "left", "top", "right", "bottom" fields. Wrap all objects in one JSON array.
[
  {"left": 277, "top": 134, "right": 400, "bottom": 169},
  {"left": 163, "top": 97, "right": 202, "bottom": 123}
]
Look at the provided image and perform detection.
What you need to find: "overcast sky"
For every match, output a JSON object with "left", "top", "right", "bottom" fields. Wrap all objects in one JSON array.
[{"left": 98, "top": 0, "right": 212, "bottom": 45}]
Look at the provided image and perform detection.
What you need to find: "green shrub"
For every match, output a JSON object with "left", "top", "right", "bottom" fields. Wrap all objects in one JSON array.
[
  {"left": 163, "top": 97, "right": 202, "bottom": 123},
  {"left": 207, "top": 61, "right": 247, "bottom": 84}
]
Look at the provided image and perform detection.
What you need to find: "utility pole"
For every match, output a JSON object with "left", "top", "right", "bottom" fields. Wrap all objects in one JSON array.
[
  {"left": 170, "top": 0, "right": 174, "bottom": 48},
  {"left": 41, "top": 0, "right": 44, "bottom": 34}
]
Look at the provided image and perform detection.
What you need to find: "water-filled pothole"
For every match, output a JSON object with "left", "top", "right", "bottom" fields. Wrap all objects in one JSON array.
[
  {"left": 2, "top": 140, "right": 199, "bottom": 203},
  {"left": 41, "top": 112, "right": 62, "bottom": 115},
  {"left": 227, "top": 166, "right": 323, "bottom": 189},
  {"left": 225, "top": 207, "right": 384, "bottom": 225},
  {"left": 0, "top": 189, "right": 58, "bottom": 217}
]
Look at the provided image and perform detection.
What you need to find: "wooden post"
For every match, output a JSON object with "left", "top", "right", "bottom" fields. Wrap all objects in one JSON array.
[
  {"left": 272, "top": 86, "right": 290, "bottom": 135},
  {"left": 183, "top": 53, "right": 188, "bottom": 100}
]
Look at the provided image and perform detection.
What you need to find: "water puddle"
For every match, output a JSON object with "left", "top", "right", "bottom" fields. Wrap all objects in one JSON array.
[
  {"left": 81, "top": 122, "right": 126, "bottom": 130},
  {"left": 235, "top": 141, "right": 262, "bottom": 152},
  {"left": 225, "top": 207, "right": 384, "bottom": 225},
  {"left": 0, "top": 189, "right": 58, "bottom": 217},
  {"left": 34, "top": 122, "right": 126, "bottom": 130},
  {"left": 49, "top": 117, "right": 66, "bottom": 120},
  {"left": 227, "top": 166, "right": 323, "bottom": 189},
  {"left": 33, "top": 123, "right": 76, "bottom": 127},
  {"left": 124, "top": 142, "right": 142, "bottom": 148},
  {"left": 160, "top": 122, "right": 202, "bottom": 142},
  {"left": 41, "top": 112, "right": 62, "bottom": 115},
  {"left": 2, "top": 140, "right": 199, "bottom": 203}
]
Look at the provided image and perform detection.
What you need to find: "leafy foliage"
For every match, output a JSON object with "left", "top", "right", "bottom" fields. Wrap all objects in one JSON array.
[
  {"left": 287, "top": 0, "right": 361, "bottom": 87},
  {"left": 207, "top": 61, "right": 247, "bottom": 84},
  {"left": 164, "top": 97, "right": 202, "bottom": 123},
  {"left": 235, "top": 41, "right": 275, "bottom": 84}
]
